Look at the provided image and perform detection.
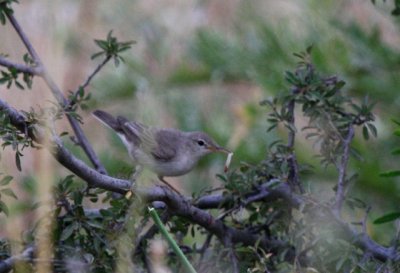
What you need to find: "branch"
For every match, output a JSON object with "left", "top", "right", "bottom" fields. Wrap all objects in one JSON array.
[
  {"left": 68, "top": 55, "right": 112, "bottom": 108},
  {"left": 4, "top": 9, "right": 107, "bottom": 174},
  {"left": 333, "top": 125, "right": 355, "bottom": 214},
  {"left": 0, "top": 56, "right": 42, "bottom": 75}
]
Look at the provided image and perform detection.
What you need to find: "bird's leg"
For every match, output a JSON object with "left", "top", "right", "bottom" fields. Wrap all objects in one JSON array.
[{"left": 158, "top": 176, "right": 182, "bottom": 195}]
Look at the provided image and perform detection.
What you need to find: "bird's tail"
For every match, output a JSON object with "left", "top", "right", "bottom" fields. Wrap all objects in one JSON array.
[{"left": 92, "top": 110, "right": 123, "bottom": 133}]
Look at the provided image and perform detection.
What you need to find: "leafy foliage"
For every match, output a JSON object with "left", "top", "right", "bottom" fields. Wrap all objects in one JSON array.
[
  {"left": 0, "top": 174, "right": 16, "bottom": 216},
  {"left": 0, "top": 66, "right": 33, "bottom": 90},
  {"left": 91, "top": 30, "right": 136, "bottom": 67},
  {"left": 0, "top": 0, "right": 18, "bottom": 25},
  {"left": 48, "top": 175, "right": 133, "bottom": 272},
  {"left": 261, "top": 49, "right": 376, "bottom": 168},
  {"left": 0, "top": 110, "right": 36, "bottom": 171}
]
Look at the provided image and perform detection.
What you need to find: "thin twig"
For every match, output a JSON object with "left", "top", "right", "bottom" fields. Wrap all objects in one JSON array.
[
  {"left": 333, "top": 125, "right": 355, "bottom": 215},
  {"left": 5, "top": 10, "right": 107, "bottom": 174},
  {"left": 68, "top": 55, "right": 112, "bottom": 108},
  {"left": 79, "top": 55, "right": 112, "bottom": 92}
]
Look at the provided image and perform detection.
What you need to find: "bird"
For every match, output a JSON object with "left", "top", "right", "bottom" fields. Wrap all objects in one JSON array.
[{"left": 92, "top": 110, "right": 230, "bottom": 192}]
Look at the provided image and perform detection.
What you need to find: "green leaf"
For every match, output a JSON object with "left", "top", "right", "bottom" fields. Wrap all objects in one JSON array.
[
  {"left": 367, "top": 123, "right": 377, "bottom": 138},
  {"left": 391, "top": 119, "right": 400, "bottom": 126},
  {"left": 1, "top": 188, "right": 17, "bottom": 199},
  {"left": 94, "top": 39, "right": 109, "bottom": 51},
  {"left": 285, "top": 71, "right": 299, "bottom": 85},
  {"left": 394, "top": 129, "right": 400, "bottom": 137},
  {"left": 99, "top": 209, "right": 113, "bottom": 217},
  {"left": 15, "top": 152, "right": 21, "bottom": 171},
  {"left": 0, "top": 200, "right": 9, "bottom": 216},
  {"left": 91, "top": 51, "right": 105, "bottom": 60},
  {"left": 60, "top": 223, "right": 77, "bottom": 241},
  {"left": 0, "top": 175, "right": 12, "bottom": 186},
  {"left": 374, "top": 212, "right": 400, "bottom": 224},
  {"left": 362, "top": 126, "right": 369, "bottom": 140},
  {"left": 380, "top": 170, "right": 400, "bottom": 177}
]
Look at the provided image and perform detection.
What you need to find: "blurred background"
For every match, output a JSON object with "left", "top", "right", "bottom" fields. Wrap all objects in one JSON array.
[{"left": 1, "top": 0, "right": 400, "bottom": 246}]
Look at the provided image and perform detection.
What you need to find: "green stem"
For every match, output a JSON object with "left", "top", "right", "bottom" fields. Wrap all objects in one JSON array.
[{"left": 148, "top": 207, "right": 197, "bottom": 273}]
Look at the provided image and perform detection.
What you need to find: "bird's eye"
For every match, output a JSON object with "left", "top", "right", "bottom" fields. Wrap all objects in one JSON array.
[{"left": 197, "top": 140, "right": 205, "bottom": 146}]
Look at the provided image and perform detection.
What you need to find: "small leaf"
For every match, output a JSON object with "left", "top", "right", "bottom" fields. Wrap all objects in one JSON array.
[
  {"left": 15, "top": 152, "right": 21, "bottom": 171},
  {"left": 60, "top": 223, "right": 77, "bottom": 241},
  {"left": 0, "top": 175, "right": 13, "bottom": 186},
  {"left": 367, "top": 123, "right": 377, "bottom": 138},
  {"left": 91, "top": 51, "right": 105, "bottom": 60},
  {"left": 380, "top": 170, "right": 400, "bottom": 177},
  {"left": 362, "top": 126, "right": 369, "bottom": 140},
  {"left": 1, "top": 188, "right": 17, "bottom": 199},
  {"left": 374, "top": 212, "right": 400, "bottom": 224},
  {"left": 0, "top": 200, "right": 9, "bottom": 216}
]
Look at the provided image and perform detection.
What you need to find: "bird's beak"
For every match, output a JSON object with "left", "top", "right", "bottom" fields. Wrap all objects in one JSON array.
[{"left": 209, "top": 145, "right": 231, "bottom": 154}]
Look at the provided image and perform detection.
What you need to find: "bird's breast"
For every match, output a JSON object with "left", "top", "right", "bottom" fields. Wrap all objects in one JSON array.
[{"left": 133, "top": 151, "right": 198, "bottom": 177}]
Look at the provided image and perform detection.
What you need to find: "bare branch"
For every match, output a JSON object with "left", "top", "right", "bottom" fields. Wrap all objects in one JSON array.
[{"left": 333, "top": 125, "right": 355, "bottom": 214}]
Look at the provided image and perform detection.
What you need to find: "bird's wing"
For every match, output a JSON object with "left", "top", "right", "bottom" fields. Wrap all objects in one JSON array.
[
  {"left": 119, "top": 118, "right": 147, "bottom": 146},
  {"left": 121, "top": 121, "right": 178, "bottom": 162},
  {"left": 149, "top": 129, "right": 179, "bottom": 162}
]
